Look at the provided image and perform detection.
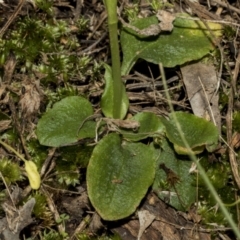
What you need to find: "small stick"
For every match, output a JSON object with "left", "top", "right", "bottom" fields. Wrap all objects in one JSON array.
[{"left": 0, "top": 0, "right": 25, "bottom": 37}]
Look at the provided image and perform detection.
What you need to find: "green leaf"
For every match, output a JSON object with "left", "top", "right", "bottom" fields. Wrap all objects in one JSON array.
[
  {"left": 37, "top": 96, "right": 96, "bottom": 147},
  {"left": 120, "top": 112, "right": 165, "bottom": 141},
  {"left": 161, "top": 112, "right": 219, "bottom": 154},
  {"left": 121, "top": 14, "right": 222, "bottom": 75},
  {"left": 153, "top": 139, "right": 196, "bottom": 211},
  {"left": 101, "top": 64, "right": 129, "bottom": 119},
  {"left": 87, "top": 133, "right": 156, "bottom": 220}
]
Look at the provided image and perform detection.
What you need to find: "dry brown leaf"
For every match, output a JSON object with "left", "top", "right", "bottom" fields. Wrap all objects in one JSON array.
[
  {"left": 137, "top": 210, "right": 155, "bottom": 240},
  {"left": 89, "top": 212, "right": 103, "bottom": 233},
  {"left": 0, "top": 84, "right": 7, "bottom": 98},
  {"left": 231, "top": 132, "right": 240, "bottom": 149},
  {"left": 157, "top": 10, "right": 175, "bottom": 32},
  {"left": 181, "top": 62, "right": 221, "bottom": 131},
  {"left": 119, "top": 10, "right": 175, "bottom": 37},
  {"left": 187, "top": 206, "right": 202, "bottom": 224},
  {"left": 19, "top": 81, "right": 41, "bottom": 118},
  {"left": 0, "top": 119, "right": 11, "bottom": 132},
  {"left": 105, "top": 118, "right": 140, "bottom": 129}
]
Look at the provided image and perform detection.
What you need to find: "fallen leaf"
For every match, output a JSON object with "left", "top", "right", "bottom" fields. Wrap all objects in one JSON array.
[
  {"left": 157, "top": 10, "right": 175, "bottom": 31},
  {"left": 231, "top": 132, "right": 240, "bottom": 149},
  {"left": 137, "top": 210, "right": 155, "bottom": 240},
  {"left": 181, "top": 62, "right": 221, "bottom": 131},
  {"left": 19, "top": 80, "right": 41, "bottom": 118}
]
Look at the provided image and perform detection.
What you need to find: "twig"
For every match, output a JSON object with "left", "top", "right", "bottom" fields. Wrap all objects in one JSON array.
[
  {"left": 155, "top": 216, "right": 232, "bottom": 233},
  {"left": 197, "top": 76, "right": 217, "bottom": 126},
  {"left": 0, "top": 139, "right": 27, "bottom": 162},
  {"left": 211, "top": 0, "right": 240, "bottom": 15},
  {"left": 159, "top": 63, "right": 240, "bottom": 238},
  {"left": 0, "top": 172, "right": 17, "bottom": 209},
  {"left": 0, "top": 0, "right": 25, "bottom": 38},
  {"left": 40, "top": 148, "right": 56, "bottom": 177},
  {"left": 197, "top": 77, "right": 235, "bottom": 153},
  {"left": 232, "top": 52, "right": 240, "bottom": 95},
  {"left": 70, "top": 214, "right": 91, "bottom": 240},
  {"left": 80, "top": 32, "right": 107, "bottom": 54},
  {"left": 177, "top": 15, "right": 240, "bottom": 28},
  {"left": 8, "top": 98, "right": 31, "bottom": 160},
  {"left": 87, "top": 12, "right": 107, "bottom": 40},
  {"left": 74, "top": 0, "right": 83, "bottom": 21},
  {"left": 226, "top": 53, "right": 240, "bottom": 189},
  {"left": 41, "top": 186, "right": 65, "bottom": 233}
]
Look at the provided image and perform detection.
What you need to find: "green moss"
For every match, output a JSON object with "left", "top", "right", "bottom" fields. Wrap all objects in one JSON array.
[
  {"left": 44, "top": 84, "right": 79, "bottom": 109},
  {"left": 60, "top": 145, "right": 94, "bottom": 168},
  {"left": 233, "top": 112, "right": 240, "bottom": 132},
  {"left": 223, "top": 25, "right": 236, "bottom": 39},
  {"left": 32, "top": 193, "right": 54, "bottom": 227},
  {"left": 219, "top": 91, "right": 228, "bottom": 110},
  {"left": 76, "top": 232, "right": 122, "bottom": 240},
  {"left": 0, "top": 158, "right": 22, "bottom": 184},
  {"left": 0, "top": 14, "right": 91, "bottom": 82},
  {"left": 27, "top": 139, "right": 48, "bottom": 168},
  {"left": 41, "top": 229, "right": 67, "bottom": 240},
  {"left": 35, "top": 0, "right": 54, "bottom": 16}
]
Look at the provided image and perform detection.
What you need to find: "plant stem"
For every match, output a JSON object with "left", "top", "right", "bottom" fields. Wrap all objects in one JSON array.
[
  {"left": 104, "top": 0, "right": 122, "bottom": 119},
  {"left": 0, "top": 139, "right": 27, "bottom": 162},
  {"left": 159, "top": 63, "right": 240, "bottom": 239}
]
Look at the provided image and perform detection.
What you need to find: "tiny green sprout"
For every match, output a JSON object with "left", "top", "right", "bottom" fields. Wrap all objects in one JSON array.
[
  {"left": 56, "top": 213, "right": 70, "bottom": 224},
  {"left": 42, "top": 229, "right": 67, "bottom": 240},
  {"left": 57, "top": 168, "right": 80, "bottom": 186},
  {"left": 56, "top": 214, "right": 70, "bottom": 239},
  {"left": 123, "top": 3, "right": 139, "bottom": 22},
  {"left": 75, "top": 17, "right": 89, "bottom": 34},
  {"left": 223, "top": 25, "right": 236, "bottom": 39},
  {"left": 148, "top": 0, "right": 174, "bottom": 11},
  {"left": 35, "top": 0, "right": 54, "bottom": 16}
]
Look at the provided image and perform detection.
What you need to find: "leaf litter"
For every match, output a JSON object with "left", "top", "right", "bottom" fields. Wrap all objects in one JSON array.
[{"left": 0, "top": 0, "right": 239, "bottom": 239}]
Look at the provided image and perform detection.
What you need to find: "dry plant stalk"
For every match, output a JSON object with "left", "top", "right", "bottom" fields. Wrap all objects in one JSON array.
[{"left": 0, "top": 0, "right": 25, "bottom": 37}]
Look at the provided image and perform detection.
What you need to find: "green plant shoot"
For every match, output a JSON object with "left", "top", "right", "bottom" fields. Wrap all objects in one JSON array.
[{"left": 102, "top": 0, "right": 129, "bottom": 119}]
